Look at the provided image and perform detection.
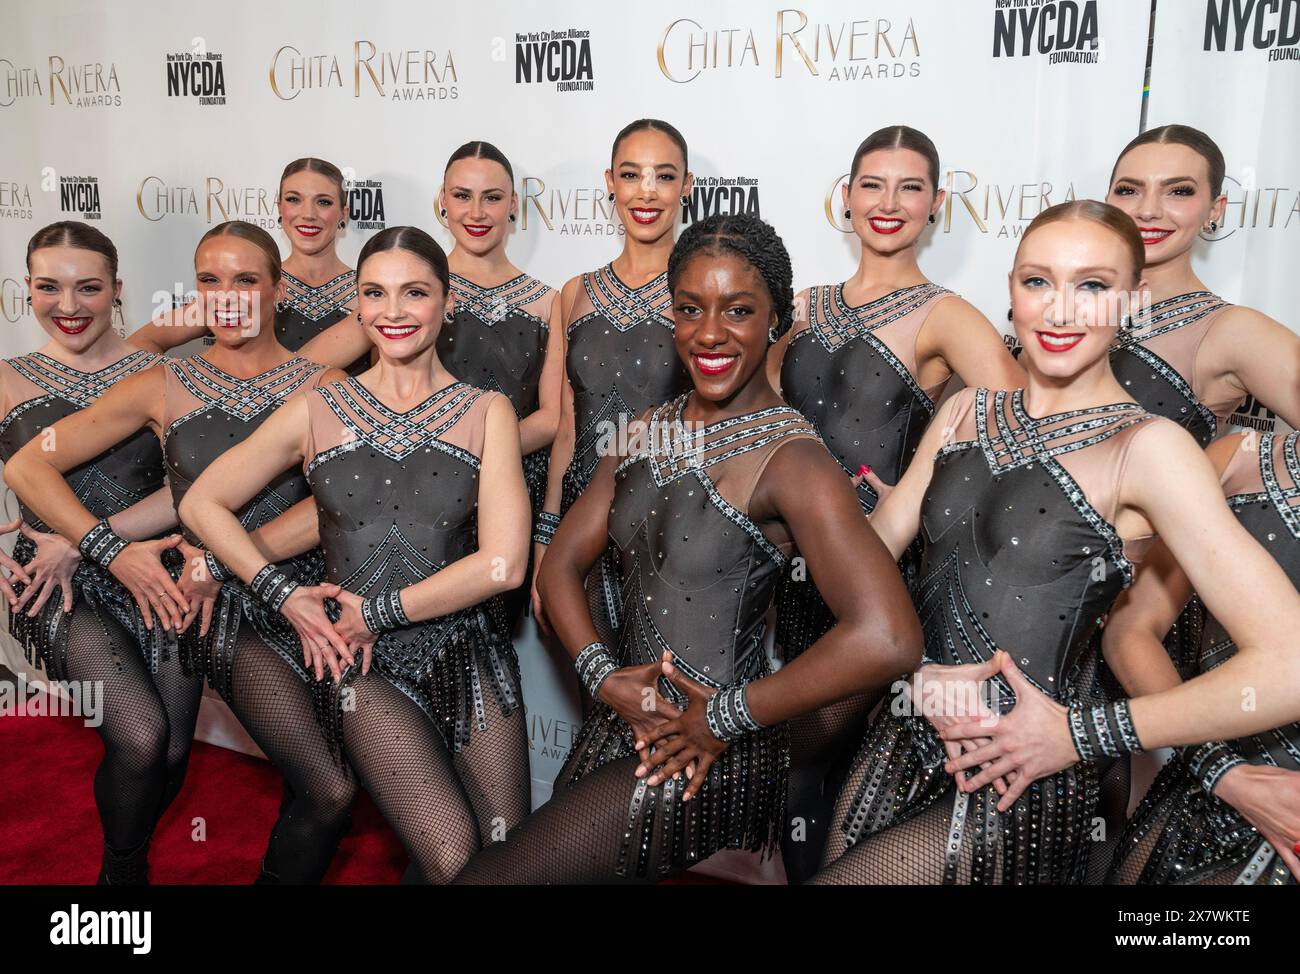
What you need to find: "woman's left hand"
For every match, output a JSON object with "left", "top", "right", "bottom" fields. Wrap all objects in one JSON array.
[
  {"left": 634, "top": 651, "right": 729, "bottom": 801},
  {"left": 941, "top": 652, "right": 1076, "bottom": 811},
  {"left": 1213, "top": 763, "right": 1300, "bottom": 881},
  {"left": 332, "top": 589, "right": 377, "bottom": 676},
  {"left": 13, "top": 522, "right": 80, "bottom": 617}
]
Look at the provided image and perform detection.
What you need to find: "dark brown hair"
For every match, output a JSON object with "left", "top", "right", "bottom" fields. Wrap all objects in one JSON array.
[
  {"left": 356, "top": 226, "right": 450, "bottom": 296},
  {"left": 279, "top": 157, "right": 347, "bottom": 211},
  {"left": 610, "top": 118, "right": 688, "bottom": 172},
  {"left": 445, "top": 141, "right": 514, "bottom": 185},
  {"left": 196, "top": 221, "right": 283, "bottom": 282},
  {"left": 26, "top": 221, "right": 119, "bottom": 279},
  {"left": 1017, "top": 200, "right": 1146, "bottom": 284},
  {"left": 851, "top": 125, "right": 941, "bottom": 192},
  {"left": 1110, "top": 124, "right": 1226, "bottom": 198}
]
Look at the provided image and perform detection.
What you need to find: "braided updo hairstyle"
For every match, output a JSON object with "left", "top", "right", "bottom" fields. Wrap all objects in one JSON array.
[{"left": 667, "top": 214, "right": 796, "bottom": 341}]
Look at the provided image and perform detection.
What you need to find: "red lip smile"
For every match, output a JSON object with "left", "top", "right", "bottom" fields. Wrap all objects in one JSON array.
[
  {"left": 692, "top": 352, "right": 738, "bottom": 376},
  {"left": 52, "top": 316, "right": 93, "bottom": 335},
  {"left": 1035, "top": 330, "right": 1085, "bottom": 353}
]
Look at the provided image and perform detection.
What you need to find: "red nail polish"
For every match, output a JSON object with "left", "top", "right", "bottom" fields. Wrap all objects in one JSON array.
[{"left": 857, "top": 464, "right": 871, "bottom": 476}]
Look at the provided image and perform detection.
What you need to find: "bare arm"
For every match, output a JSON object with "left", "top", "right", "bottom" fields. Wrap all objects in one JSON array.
[
  {"left": 297, "top": 317, "right": 372, "bottom": 371},
  {"left": 517, "top": 290, "right": 565, "bottom": 456},
  {"left": 246, "top": 496, "right": 321, "bottom": 563},
  {"left": 739, "top": 438, "right": 923, "bottom": 727},
  {"left": 538, "top": 276, "right": 582, "bottom": 522},
  {"left": 916, "top": 296, "right": 1025, "bottom": 392},
  {"left": 6, "top": 367, "right": 165, "bottom": 543},
  {"left": 1203, "top": 306, "right": 1300, "bottom": 431},
  {"left": 127, "top": 306, "right": 209, "bottom": 354}
]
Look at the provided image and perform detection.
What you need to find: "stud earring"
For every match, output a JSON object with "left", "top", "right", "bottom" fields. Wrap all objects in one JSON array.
[
  {"left": 508, "top": 213, "right": 516, "bottom": 223},
  {"left": 439, "top": 207, "right": 446, "bottom": 218},
  {"left": 356, "top": 313, "right": 362, "bottom": 323},
  {"left": 1006, "top": 308, "right": 1013, "bottom": 322},
  {"left": 25, "top": 296, "right": 32, "bottom": 306},
  {"left": 273, "top": 300, "right": 286, "bottom": 313},
  {"left": 276, "top": 216, "right": 281, "bottom": 226},
  {"left": 338, "top": 220, "right": 345, "bottom": 230},
  {"left": 679, "top": 195, "right": 689, "bottom": 208},
  {"left": 844, "top": 209, "right": 852, "bottom": 219},
  {"left": 928, "top": 214, "right": 936, "bottom": 224},
  {"left": 1210, "top": 220, "right": 1218, "bottom": 232},
  {"left": 767, "top": 327, "right": 779, "bottom": 345},
  {"left": 608, "top": 192, "right": 615, "bottom": 202},
  {"left": 113, "top": 298, "right": 122, "bottom": 307}
]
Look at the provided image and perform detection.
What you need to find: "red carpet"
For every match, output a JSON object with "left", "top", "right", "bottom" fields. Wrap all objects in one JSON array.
[
  {"left": 0, "top": 694, "right": 728, "bottom": 885},
  {"left": 0, "top": 705, "right": 405, "bottom": 884}
]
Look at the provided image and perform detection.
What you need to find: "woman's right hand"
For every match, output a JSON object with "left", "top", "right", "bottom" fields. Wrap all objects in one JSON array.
[
  {"left": 278, "top": 583, "right": 348, "bottom": 682},
  {"left": 108, "top": 535, "right": 189, "bottom": 631},
  {"left": 530, "top": 541, "right": 550, "bottom": 635},
  {"left": 176, "top": 542, "right": 223, "bottom": 636},
  {"left": 597, "top": 660, "right": 682, "bottom": 767},
  {"left": 851, "top": 465, "right": 895, "bottom": 508},
  {"left": 10, "top": 522, "right": 80, "bottom": 617},
  {"left": 1213, "top": 763, "right": 1300, "bottom": 881}
]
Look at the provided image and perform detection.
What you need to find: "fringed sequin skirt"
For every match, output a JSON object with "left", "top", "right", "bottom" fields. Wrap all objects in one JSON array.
[
  {"left": 838, "top": 705, "right": 1101, "bottom": 884},
  {"left": 176, "top": 550, "right": 323, "bottom": 701},
  {"left": 6, "top": 533, "right": 169, "bottom": 679},
  {"left": 314, "top": 596, "right": 522, "bottom": 758},
  {"left": 1112, "top": 756, "right": 1296, "bottom": 886},
  {"left": 556, "top": 698, "right": 789, "bottom": 881}
]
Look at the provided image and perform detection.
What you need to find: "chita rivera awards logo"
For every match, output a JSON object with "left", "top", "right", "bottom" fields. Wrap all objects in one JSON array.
[
  {"left": 823, "top": 169, "right": 1078, "bottom": 237},
  {"left": 1, "top": 278, "right": 33, "bottom": 322},
  {"left": 518, "top": 177, "right": 623, "bottom": 237},
  {"left": 1204, "top": 0, "right": 1300, "bottom": 61},
  {"left": 269, "top": 40, "right": 458, "bottom": 101},
  {"left": 0, "top": 55, "right": 122, "bottom": 107},
  {"left": 657, "top": 9, "right": 921, "bottom": 83},
  {"left": 0, "top": 178, "right": 33, "bottom": 219},
  {"left": 991, "top": 0, "right": 1103, "bottom": 65},
  {"left": 164, "top": 42, "right": 226, "bottom": 105},
  {"left": 683, "top": 174, "right": 762, "bottom": 224},
  {"left": 514, "top": 26, "right": 594, "bottom": 91},
  {"left": 60, "top": 176, "right": 101, "bottom": 221},
  {"left": 136, "top": 175, "right": 277, "bottom": 228}
]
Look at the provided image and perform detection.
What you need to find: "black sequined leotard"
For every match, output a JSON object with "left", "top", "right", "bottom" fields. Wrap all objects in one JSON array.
[
  {"left": 1112, "top": 431, "right": 1300, "bottom": 886},
  {"left": 1111, "top": 291, "right": 1239, "bottom": 678},
  {"left": 0, "top": 351, "right": 166, "bottom": 674},
  {"left": 558, "top": 396, "right": 820, "bottom": 878},
  {"left": 163, "top": 355, "right": 330, "bottom": 698},
  {"left": 439, "top": 271, "right": 556, "bottom": 515},
  {"left": 276, "top": 270, "right": 357, "bottom": 353},
  {"left": 561, "top": 263, "right": 690, "bottom": 641},
  {"left": 821, "top": 387, "right": 1162, "bottom": 885},
  {"left": 304, "top": 379, "right": 521, "bottom": 753},
  {"left": 777, "top": 282, "right": 953, "bottom": 660}
]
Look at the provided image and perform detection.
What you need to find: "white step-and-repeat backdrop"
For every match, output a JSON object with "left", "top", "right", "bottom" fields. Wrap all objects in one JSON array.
[{"left": 1, "top": 0, "right": 1295, "bottom": 877}]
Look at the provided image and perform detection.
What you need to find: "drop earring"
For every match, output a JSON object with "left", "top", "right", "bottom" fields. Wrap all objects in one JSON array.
[
  {"left": 338, "top": 220, "right": 345, "bottom": 230},
  {"left": 679, "top": 195, "right": 689, "bottom": 208},
  {"left": 767, "top": 327, "right": 779, "bottom": 345}
]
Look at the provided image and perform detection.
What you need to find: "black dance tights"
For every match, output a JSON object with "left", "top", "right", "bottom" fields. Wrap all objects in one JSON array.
[
  {"left": 453, "top": 755, "right": 684, "bottom": 885},
  {"left": 228, "top": 632, "right": 356, "bottom": 884},
  {"left": 59, "top": 603, "right": 203, "bottom": 859}
]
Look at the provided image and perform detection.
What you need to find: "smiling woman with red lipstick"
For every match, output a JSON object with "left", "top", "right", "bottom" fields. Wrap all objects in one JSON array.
[
  {"left": 130, "top": 158, "right": 359, "bottom": 364},
  {"left": 809, "top": 199, "right": 1300, "bottom": 885},
  {"left": 1106, "top": 126, "right": 1300, "bottom": 682},
  {"left": 180, "top": 226, "right": 532, "bottom": 883},
  {"left": 532, "top": 119, "right": 694, "bottom": 644},
  {"left": 768, "top": 125, "right": 1024, "bottom": 881},
  {"left": 1, "top": 221, "right": 202, "bottom": 884},
  {"left": 298, "top": 142, "right": 562, "bottom": 625},
  {"left": 8, "top": 221, "right": 359, "bottom": 884},
  {"left": 451, "top": 214, "right": 922, "bottom": 884}
]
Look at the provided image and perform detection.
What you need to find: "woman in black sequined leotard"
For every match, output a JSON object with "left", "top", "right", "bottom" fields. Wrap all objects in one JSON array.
[
  {"left": 452, "top": 215, "right": 921, "bottom": 885},
  {"left": 1098, "top": 430, "right": 1300, "bottom": 885},
  {"left": 769, "top": 126, "right": 1023, "bottom": 881},
  {"left": 1106, "top": 126, "right": 1300, "bottom": 680},
  {"left": 2, "top": 222, "right": 204, "bottom": 884},
  {"left": 815, "top": 200, "right": 1300, "bottom": 885},
  {"left": 11, "top": 222, "right": 359, "bottom": 885},
  {"left": 182, "top": 227, "right": 533, "bottom": 884},
  {"left": 130, "top": 158, "right": 360, "bottom": 370},
  {"left": 533, "top": 120, "right": 694, "bottom": 646}
]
